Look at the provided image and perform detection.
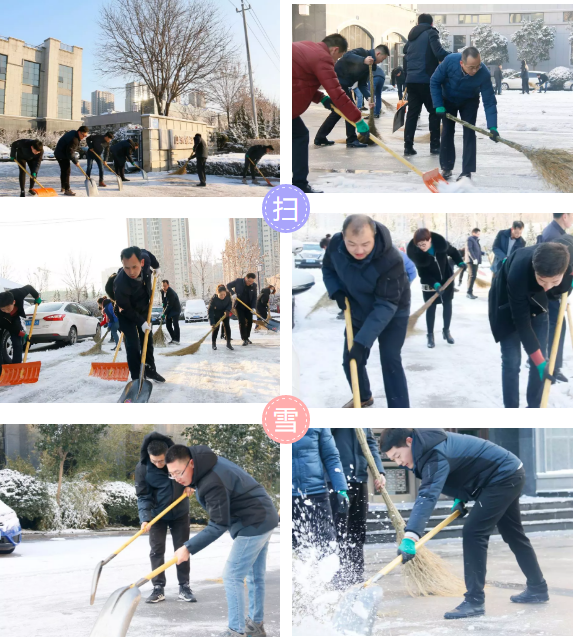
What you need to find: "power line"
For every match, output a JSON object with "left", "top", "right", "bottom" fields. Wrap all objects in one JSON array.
[
  {"left": 246, "top": 20, "right": 279, "bottom": 71},
  {"left": 249, "top": 5, "right": 279, "bottom": 60}
]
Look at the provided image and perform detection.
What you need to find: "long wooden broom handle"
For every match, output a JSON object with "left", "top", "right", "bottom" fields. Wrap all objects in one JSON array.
[
  {"left": 13, "top": 158, "right": 47, "bottom": 189},
  {"left": 567, "top": 304, "right": 573, "bottom": 346},
  {"left": 445, "top": 113, "right": 524, "bottom": 153},
  {"left": 140, "top": 273, "right": 158, "bottom": 366},
  {"left": 331, "top": 105, "right": 424, "bottom": 177},
  {"left": 23, "top": 302, "right": 39, "bottom": 364},
  {"left": 247, "top": 156, "right": 273, "bottom": 186},
  {"left": 541, "top": 291, "right": 569, "bottom": 408},
  {"left": 112, "top": 332, "right": 124, "bottom": 363},
  {"left": 410, "top": 268, "right": 463, "bottom": 319},
  {"left": 344, "top": 300, "right": 362, "bottom": 408}
]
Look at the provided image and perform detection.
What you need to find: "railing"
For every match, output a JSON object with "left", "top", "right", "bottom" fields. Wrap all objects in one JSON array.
[{"left": 60, "top": 43, "right": 74, "bottom": 52}]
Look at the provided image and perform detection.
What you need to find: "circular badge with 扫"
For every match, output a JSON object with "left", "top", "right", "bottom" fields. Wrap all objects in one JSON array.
[{"left": 261, "top": 184, "right": 310, "bottom": 233}]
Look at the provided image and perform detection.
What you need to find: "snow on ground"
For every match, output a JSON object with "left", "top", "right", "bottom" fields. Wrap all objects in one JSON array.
[
  {"left": 0, "top": 320, "right": 279, "bottom": 403},
  {"left": 293, "top": 270, "right": 572, "bottom": 408},
  {"left": 0, "top": 159, "right": 278, "bottom": 197},
  {"left": 0, "top": 528, "right": 280, "bottom": 637},
  {"left": 303, "top": 90, "right": 573, "bottom": 193}
]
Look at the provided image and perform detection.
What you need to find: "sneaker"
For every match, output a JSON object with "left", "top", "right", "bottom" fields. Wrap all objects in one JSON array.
[
  {"left": 444, "top": 601, "right": 485, "bottom": 619},
  {"left": 467, "top": 292, "right": 478, "bottom": 300},
  {"left": 510, "top": 588, "right": 549, "bottom": 604},
  {"left": 145, "top": 367, "right": 166, "bottom": 383},
  {"left": 246, "top": 618, "right": 266, "bottom": 636},
  {"left": 314, "top": 138, "right": 335, "bottom": 147},
  {"left": 346, "top": 139, "right": 368, "bottom": 148},
  {"left": 179, "top": 584, "right": 197, "bottom": 602},
  {"left": 457, "top": 172, "right": 472, "bottom": 181},
  {"left": 342, "top": 396, "right": 374, "bottom": 408},
  {"left": 145, "top": 585, "right": 165, "bottom": 603},
  {"left": 404, "top": 146, "right": 417, "bottom": 156},
  {"left": 442, "top": 169, "right": 453, "bottom": 180}
]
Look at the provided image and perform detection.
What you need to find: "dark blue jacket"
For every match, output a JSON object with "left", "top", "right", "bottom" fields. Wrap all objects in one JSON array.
[
  {"left": 491, "top": 228, "right": 526, "bottom": 273},
  {"left": 403, "top": 23, "right": 450, "bottom": 84},
  {"left": 542, "top": 219, "right": 567, "bottom": 243},
  {"left": 292, "top": 428, "right": 347, "bottom": 496},
  {"left": 102, "top": 298, "right": 118, "bottom": 325},
  {"left": 111, "top": 139, "right": 136, "bottom": 162},
  {"left": 405, "top": 429, "right": 522, "bottom": 537},
  {"left": 430, "top": 53, "right": 497, "bottom": 129},
  {"left": 54, "top": 129, "right": 81, "bottom": 163},
  {"left": 467, "top": 235, "right": 483, "bottom": 264},
  {"left": 329, "top": 428, "right": 385, "bottom": 484},
  {"left": 322, "top": 222, "right": 411, "bottom": 350},
  {"left": 335, "top": 47, "right": 378, "bottom": 89}
]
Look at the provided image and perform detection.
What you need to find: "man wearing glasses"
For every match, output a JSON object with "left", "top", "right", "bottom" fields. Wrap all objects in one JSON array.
[
  {"left": 135, "top": 432, "right": 197, "bottom": 604},
  {"left": 430, "top": 46, "right": 499, "bottom": 182}
]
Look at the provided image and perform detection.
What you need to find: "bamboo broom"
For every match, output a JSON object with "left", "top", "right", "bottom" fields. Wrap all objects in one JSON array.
[
  {"left": 163, "top": 314, "right": 226, "bottom": 357},
  {"left": 153, "top": 315, "right": 167, "bottom": 348},
  {"left": 407, "top": 268, "right": 463, "bottom": 334},
  {"left": 79, "top": 328, "right": 110, "bottom": 356},
  {"left": 358, "top": 66, "right": 380, "bottom": 144},
  {"left": 355, "top": 428, "right": 465, "bottom": 597},
  {"left": 306, "top": 291, "right": 334, "bottom": 317}
]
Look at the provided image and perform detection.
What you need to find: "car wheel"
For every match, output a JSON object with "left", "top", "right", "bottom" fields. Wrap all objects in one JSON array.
[
  {"left": 66, "top": 326, "right": 78, "bottom": 346},
  {"left": 501, "top": 83, "right": 509, "bottom": 91},
  {"left": 1, "top": 330, "right": 14, "bottom": 364},
  {"left": 0, "top": 547, "right": 15, "bottom": 554}
]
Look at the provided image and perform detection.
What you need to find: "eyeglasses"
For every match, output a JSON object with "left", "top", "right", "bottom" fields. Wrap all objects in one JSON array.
[{"left": 168, "top": 457, "right": 191, "bottom": 480}]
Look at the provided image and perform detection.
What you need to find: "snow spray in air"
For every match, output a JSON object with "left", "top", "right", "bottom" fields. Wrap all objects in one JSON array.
[{"left": 436, "top": 176, "right": 477, "bottom": 193}]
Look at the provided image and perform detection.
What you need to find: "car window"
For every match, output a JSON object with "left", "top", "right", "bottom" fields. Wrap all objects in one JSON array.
[
  {"left": 76, "top": 304, "right": 90, "bottom": 316},
  {"left": 65, "top": 304, "right": 78, "bottom": 314},
  {"left": 37, "top": 302, "right": 64, "bottom": 312}
]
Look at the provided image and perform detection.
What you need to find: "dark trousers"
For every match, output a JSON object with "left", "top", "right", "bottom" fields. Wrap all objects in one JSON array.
[
  {"left": 242, "top": 156, "right": 256, "bottom": 179},
  {"left": 548, "top": 299, "right": 566, "bottom": 372},
  {"left": 495, "top": 80, "right": 502, "bottom": 95},
  {"left": 57, "top": 158, "right": 72, "bottom": 190},
  {"left": 396, "top": 82, "right": 405, "bottom": 100},
  {"left": 212, "top": 317, "right": 231, "bottom": 345},
  {"left": 292, "top": 493, "right": 336, "bottom": 557},
  {"left": 292, "top": 116, "right": 310, "bottom": 189},
  {"left": 425, "top": 294, "right": 453, "bottom": 333},
  {"left": 463, "top": 467, "right": 547, "bottom": 604},
  {"left": 440, "top": 96, "right": 480, "bottom": 174},
  {"left": 12, "top": 333, "right": 24, "bottom": 364},
  {"left": 522, "top": 77, "right": 530, "bottom": 94},
  {"left": 149, "top": 514, "right": 191, "bottom": 587},
  {"left": 316, "top": 87, "right": 358, "bottom": 145},
  {"left": 256, "top": 302, "right": 268, "bottom": 320},
  {"left": 404, "top": 83, "right": 440, "bottom": 149},
  {"left": 343, "top": 315, "right": 410, "bottom": 408},
  {"left": 118, "top": 314, "right": 156, "bottom": 381},
  {"left": 500, "top": 311, "right": 549, "bottom": 408},
  {"left": 197, "top": 157, "right": 207, "bottom": 185},
  {"left": 86, "top": 154, "right": 104, "bottom": 180},
  {"left": 236, "top": 306, "right": 253, "bottom": 341},
  {"left": 114, "top": 158, "right": 126, "bottom": 180},
  {"left": 16, "top": 156, "right": 37, "bottom": 191},
  {"left": 329, "top": 482, "right": 369, "bottom": 586},
  {"left": 468, "top": 263, "right": 479, "bottom": 294},
  {"left": 166, "top": 315, "right": 180, "bottom": 342}
]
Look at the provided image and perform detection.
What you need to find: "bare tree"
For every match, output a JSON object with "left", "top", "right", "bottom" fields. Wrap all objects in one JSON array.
[
  {"left": 62, "top": 255, "right": 92, "bottom": 303},
  {"left": 211, "top": 61, "right": 249, "bottom": 125},
  {"left": 222, "top": 237, "right": 262, "bottom": 282},
  {"left": 27, "top": 267, "right": 51, "bottom": 297},
  {"left": 97, "top": 0, "right": 236, "bottom": 116},
  {"left": 0, "top": 257, "right": 15, "bottom": 281},
  {"left": 191, "top": 243, "right": 213, "bottom": 299}
]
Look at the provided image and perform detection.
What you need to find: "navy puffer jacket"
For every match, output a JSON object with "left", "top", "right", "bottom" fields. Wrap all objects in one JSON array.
[
  {"left": 329, "top": 428, "right": 385, "bottom": 484},
  {"left": 403, "top": 23, "right": 450, "bottom": 84}
]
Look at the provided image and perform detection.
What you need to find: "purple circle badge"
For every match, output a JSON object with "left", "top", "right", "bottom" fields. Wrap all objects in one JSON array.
[{"left": 262, "top": 184, "right": 310, "bottom": 233}]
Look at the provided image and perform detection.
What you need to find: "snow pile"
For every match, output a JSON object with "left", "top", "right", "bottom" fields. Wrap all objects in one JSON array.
[
  {"left": 436, "top": 176, "right": 477, "bottom": 193},
  {"left": 0, "top": 143, "right": 10, "bottom": 156},
  {"left": 180, "top": 153, "right": 280, "bottom": 178}
]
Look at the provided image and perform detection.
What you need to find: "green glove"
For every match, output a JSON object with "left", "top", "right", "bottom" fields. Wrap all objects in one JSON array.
[
  {"left": 459, "top": 262, "right": 468, "bottom": 272},
  {"left": 356, "top": 119, "right": 370, "bottom": 135},
  {"left": 35, "top": 298, "right": 42, "bottom": 305},
  {"left": 22, "top": 333, "right": 29, "bottom": 344},
  {"left": 436, "top": 107, "right": 446, "bottom": 114},
  {"left": 320, "top": 95, "right": 333, "bottom": 111},
  {"left": 451, "top": 498, "right": 469, "bottom": 518},
  {"left": 32, "top": 172, "right": 37, "bottom": 178},
  {"left": 489, "top": 127, "right": 500, "bottom": 143},
  {"left": 9, "top": 156, "right": 15, "bottom": 162},
  {"left": 536, "top": 361, "right": 556, "bottom": 383},
  {"left": 337, "top": 490, "right": 349, "bottom": 501},
  {"left": 397, "top": 537, "right": 416, "bottom": 563}
]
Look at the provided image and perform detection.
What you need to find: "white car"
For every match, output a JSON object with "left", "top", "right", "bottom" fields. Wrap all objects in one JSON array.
[
  {"left": 25, "top": 301, "right": 101, "bottom": 346},
  {"left": 0, "top": 498, "right": 22, "bottom": 554},
  {"left": 292, "top": 240, "right": 316, "bottom": 328},
  {"left": 500, "top": 71, "right": 539, "bottom": 91},
  {"left": 184, "top": 299, "right": 208, "bottom": 322}
]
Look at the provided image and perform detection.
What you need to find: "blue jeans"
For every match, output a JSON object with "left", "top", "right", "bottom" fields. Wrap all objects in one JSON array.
[
  {"left": 538, "top": 82, "right": 548, "bottom": 93},
  {"left": 109, "top": 321, "right": 120, "bottom": 347},
  {"left": 373, "top": 76, "right": 384, "bottom": 116},
  {"left": 86, "top": 154, "right": 104, "bottom": 180},
  {"left": 224, "top": 530, "right": 273, "bottom": 633},
  {"left": 354, "top": 87, "right": 364, "bottom": 108},
  {"left": 499, "top": 312, "right": 549, "bottom": 408}
]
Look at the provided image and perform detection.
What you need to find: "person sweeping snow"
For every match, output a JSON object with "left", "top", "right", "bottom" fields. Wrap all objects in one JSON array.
[
  {"left": 54, "top": 125, "right": 89, "bottom": 195},
  {"left": 208, "top": 285, "right": 234, "bottom": 351},
  {"left": 466, "top": 227, "right": 485, "bottom": 299},
  {"left": 380, "top": 428, "right": 549, "bottom": 619},
  {"left": 9, "top": 138, "right": 44, "bottom": 197},
  {"left": 110, "top": 138, "right": 139, "bottom": 182},
  {"left": 242, "top": 144, "right": 274, "bottom": 184},
  {"left": 227, "top": 273, "right": 258, "bottom": 346},
  {"left": 160, "top": 279, "right": 181, "bottom": 345},
  {"left": 86, "top": 131, "right": 114, "bottom": 187},
  {"left": 491, "top": 221, "right": 526, "bottom": 274}
]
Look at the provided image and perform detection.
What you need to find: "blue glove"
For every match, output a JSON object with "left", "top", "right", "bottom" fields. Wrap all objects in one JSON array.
[
  {"left": 451, "top": 499, "right": 468, "bottom": 518},
  {"left": 397, "top": 537, "right": 417, "bottom": 563}
]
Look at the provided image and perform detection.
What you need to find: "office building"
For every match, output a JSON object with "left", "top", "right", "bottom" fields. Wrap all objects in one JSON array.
[
  {"left": 91, "top": 90, "right": 115, "bottom": 116},
  {"left": 81, "top": 99, "right": 91, "bottom": 115}
]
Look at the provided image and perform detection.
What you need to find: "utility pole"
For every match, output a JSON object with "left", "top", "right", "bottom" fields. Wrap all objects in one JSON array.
[{"left": 237, "top": 0, "right": 259, "bottom": 138}]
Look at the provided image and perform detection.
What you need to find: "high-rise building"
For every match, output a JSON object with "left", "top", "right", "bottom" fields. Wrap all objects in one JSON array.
[
  {"left": 91, "top": 90, "right": 114, "bottom": 116},
  {"left": 126, "top": 218, "right": 193, "bottom": 301},
  {"left": 125, "top": 81, "right": 154, "bottom": 112},
  {"left": 188, "top": 91, "right": 206, "bottom": 108},
  {"left": 81, "top": 99, "right": 91, "bottom": 115},
  {"left": 229, "top": 218, "right": 280, "bottom": 290}
]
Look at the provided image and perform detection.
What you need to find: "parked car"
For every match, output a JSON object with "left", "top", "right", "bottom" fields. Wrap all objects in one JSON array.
[
  {"left": 564, "top": 80, "right": 573, "bottom": 91},
  {"left": 184, "top": 299, "right": 208, "bottom": 322},
  {"left": 295, "top": 242, "right": 323, "bottom": 268},
  {"left": 24, "top": 301, "right": 101, "bottom": 346},
  {"left": 151, "top": 306, "right": 164, "bottom": 325},
  {"left": 292, "top": 240, "right": 316, "bottom": 328},
  {"left": 500, "top": 71, "right": 539, "bottom": 91},
  {"left": 0, "top": 498, "right": 22, "bottom": 554}
]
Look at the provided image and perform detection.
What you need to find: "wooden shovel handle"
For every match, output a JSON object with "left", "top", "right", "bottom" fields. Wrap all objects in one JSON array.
[
  {"left": 541, "top": 291, "right": 569, "bottom": 408},
  {"left": 13, "top": 158, "right": 47, "bottom": 189},
  {"left": 567, "top": 304, "right": 573, "bottom": 346},
  {"left": 140, "top": 273, "right": 157, "bottom": 366},
  {"left": 132, "top": 556, "right": 179, "bottom": 589},
  {"left": 23, "top": 302, "right": 39, "bottom": 364},
  {"left": 410, "top": 268, "right": 463, "bottom": 319},
  {"left": 90, "top": 149, "right": 120, "bottom": 178},
  {"left": 235, "top": 296, "right": 267, "bottom": 322},
  {"left": 112, "top": 332, "right": 124, "bottom": 363},
  {"left": 344, "top": 299, "right": 361, "bottom": 408}
]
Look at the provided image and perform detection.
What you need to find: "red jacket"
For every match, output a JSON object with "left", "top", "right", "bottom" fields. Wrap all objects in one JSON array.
[{"left": 292, "top": 41, "right": 361, "bottom": 123}]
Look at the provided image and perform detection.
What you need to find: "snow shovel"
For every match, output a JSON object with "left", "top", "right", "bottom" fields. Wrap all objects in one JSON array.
[
  {"left": 235, "top": 297, "right": 279, "bottom": 332},
  {"left": 332, "top": 510, "right": 461, "bottom": 636},
  {"left": 541, "top": 291, "right": 569, "bottom": 408},
  {"left": 89, "top": 333, "right": 129, "bottom": 381},
  {"left": 248, "top": 156, "right": 274, "bottom": 187},
  {"left": 76, "top": 163, "right": 99, "bottom": 197},
  {"left": 132, "top": 163, "right": 148, "bottom": 181},
  {"left": 344, "top": 298, "right": 361, "bottom": 408},
  {"left": 330, "top": 105, "right": 447, "bottom": 193},
  {"left": 12, "top": 159, "right": 57, "bottom": 197},
  {"left": 90, "top": 491, "right": 188, "bottom": 604},
  {"left": 89, "top": 556, "right": 178, "bottom": 637},
  {"left": 89, "top": 149, "right": 123, "bottom": 191},
  {"left": 117, "top": 273, "right": 157, "bottom": 403},
  {"left": 393, "top": 89, "right": 408, "bottom": 133},
  {"left": 0, "top": 303, "right": 42, "bottom": 386},
  {"left": 407, "top": 268, "right": 463, "bottom": 334}
]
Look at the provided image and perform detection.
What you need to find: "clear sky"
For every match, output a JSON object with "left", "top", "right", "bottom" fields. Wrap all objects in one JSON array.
[{"left": 1, "top": 0, "right": 279, "bottom": 107}]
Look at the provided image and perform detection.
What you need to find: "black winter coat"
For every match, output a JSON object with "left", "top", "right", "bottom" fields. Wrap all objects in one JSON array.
[
  {"left": 494, "top": 67, "right": 503, "bottom": 82},
  {"left": 193, "top": 137, "right": 208, "bottom": 159},
  {"left": 335, "top": 47, "right": 378, "bottom": 89},
  {"left": 0, "top": 285, "right": 39, "bottom": 335},
  {"left": 322, "top": 222, "right": 411, "bottom": 349},
  {"left": 10, "top": 139, "right": 43, "bottom": 170},
  {"left": 491, "top": 228, "right": 527, "bottom": 273},
  {"left": 161, "top": 286, "right": 181, "bottom": 317},
  {"left": 86, "top": 135, "right": 111, "bottom": 161},
  {"left": 227, "top": 277, "right": 257, "bottom": 309},
  {"left": 208, "top": 294, "right": 232, "bottom": 324},
  {"left": 111, "top": 139, "right": 136, "bottom": 162},
  {"left": 112, "top": 249, "right": 159, "bottom": 327},
  {"left": 135, "top": 432, "right": 189, "bottom": 523},
  {"left": 246, "top": 145, "right": 269, "bottom": 163},
  {"left": 403, "top": 23, "right": 450, "bottom": 84},
  {"left": 329, "top": 428, "right": 385, "bottom": 484},
  {"left": 54, "top": 130, "right": 81, "bottom": 163},
  {"left": 407, "top": 232, "right": 462, "bottom": 301},
  {"left": 391, "top": 67, "right": 405, "bottom": 86},
  {"left": 467, "top": 234, "right": 483, "bottom": 264}
]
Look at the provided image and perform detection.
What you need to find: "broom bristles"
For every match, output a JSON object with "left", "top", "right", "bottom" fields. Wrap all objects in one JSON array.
[
  {"left": 80, "top": 328, "right": 110, "bottom": 356},
  {"left": 474, "top": 277, "right": 491, "bottom": 288},
  {"left": 524, "top": 147, "right": 573, "bottom": 193},
  {"left": 153, "top": 323, "right": 167, "bottom": 347},
  {"left": 170, "top": 164, "right": 187, "bottom": 175},
  {"left": 306, "top": 291, "right": 334, "bottom": 318},
  {"left": 164, "top": 315, "right": 224, "bottom": 357}
]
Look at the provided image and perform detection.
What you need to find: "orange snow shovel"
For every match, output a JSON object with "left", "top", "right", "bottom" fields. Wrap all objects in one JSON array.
[
  {"left": 541, "top": 291, "right": 569, "bottom": 408},
  {"left": 330, "top": 105, "right": 447, "bottom": 193},
  {"left": 0, "top": 303, "right": 41, "bottom": 386},
  {"left": 89, "top": 333, "right": 129, "bottom": 381},
  {"left": 344, "top": 298, "right": 361, "bottom": 408},
  {"left": 13, "top": 159, "right": 57, "bottom": 197},
  {"left": 90, "top": 490, "right": 189, "bottom": 604}
]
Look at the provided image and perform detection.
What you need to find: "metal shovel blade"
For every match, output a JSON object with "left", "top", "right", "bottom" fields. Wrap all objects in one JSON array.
[
  {"left": 89, "top": 586, "right": 141, "bottom": 637},
  {"left": 85, "top": 178, "right": 100, "bottom": 197},
  {"left": 115, "top": 174, "right": 123, "bottom": 191},
  {"left": 141, "top": 168, "right": 148, "bottom": 181},
  {"left": 90, "top": 560, "right": 106, "bottom": 605},
  {"left": 332, "top": 584, "right": 383, "bottom": 636},
  {"left": 117, "top": 378, "right": 153, "bottom": 403}
]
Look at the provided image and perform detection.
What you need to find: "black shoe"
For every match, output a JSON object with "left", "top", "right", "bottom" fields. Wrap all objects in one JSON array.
[
  {"left": 226, "top": 343, "right": 234, "bottom": 351},
  {"left": 20, "top": 190, "right": 25, "bottom": 197},
  {"left": 427, "top": 333, "right": 435, "bottom": 349},
  {"left": 169, "top": 340, "right": 180, "bottom": 345},
  {"left": 247, "top": 338, "right": 253, "bottom": 344},
  {"left": 443, "top": 328, "right": 455, "bottom": 344},
  {"left": 314, "top": 138, "right": 335, "bottom": 147},
  {"left": 296, "top": 183, "right": 323, "bottom": 194},
  {"left": 510, "top": 588, "right": 549, "bottom": 604},
  {"left": 444, "top": 601, "right": 485, "bottom": 619},
  {"left": 242, "top": 340, "right": 249, "bottom": 346},
  {"left": 467, "top": 292, "right": 478, "bottom": 300},
  {"left": 346, "top": 140, "right": 368, "bottom": 148},
  {"left": 360, "top": 106, "right": 368, "bottom": 111},
  {"left": 374, "top": 113, "right": 380, "bottom": 119},
  {"left": 28, "top": 189, "right": 37, "bottom": 196},
  {"left": 179, "top": 584, "right": 197, "bottom": 602},
  {"left": 430, "top": 146, "right": 440, "bottom": 155},
  {"left": 212, "top": 344, "right": 217, "bottom": 350},
  {"left": 457, "top": 172, "right": 471, "bottom": 181},
  {"left": 146, "top": 586, "right": 165, "bottom": 603},
  {"left": 111, "top": 345, "right": 121, "bottom": 351},
  {"left": 554, "top": 370, "right": 568, "bottom": 383},
  {"left": 404, "top": 146, "right": 417, "bottom": 156},
  {"left": 145, "top": 367, "right": 166, "bottom": 383},
  {"left": 337, "top": 311, "right": 345, "bottom": 320},
  {"left": 442, "top": 169, "right": 453, "bottom": 180},
  {"left": 122, "top": 178, "right": 130, "bottom": 182},
  {"left": 196, "top": 183, "right": 207, "bottom": 187}
]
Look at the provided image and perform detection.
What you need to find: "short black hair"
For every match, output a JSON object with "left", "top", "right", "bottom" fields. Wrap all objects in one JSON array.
[
  {"left": 0, "top": 291, "right": 15, "bottom": 307},
  {"left": 217, "top": 284, "right": 227, "bottom": 293},
  {"left": 379, "top": 429, "right": 415, "bottom": 453},
  {"left": 375, "top": 44, "right": 390, "bottom": 56},
  {"left": 472, "top": 228, "right": 481, "bottom": 234},
  {"left": 165, "top": 444, "right": 191, "bottom": 464},
  {"left": 265, "top": 145, "right": 274, "bottom": 150},
  {"left": 78, "top": 126, "right": 89, "bottom": 133},
  {"left": 246, "top": 273, "right": 256, "bottom": 279},
  {"left": 31, "top": 139, "right": 43, "bottom": 152},
  {"left": 148, "top": 440, "right": 169, "bottom": 457},
  {"left": 462, "top": 47, "right": 480, "bottom": 62},
  {"left": 533, "top": 243, "right": 570, "bottom": 278},
  {"left": 512, "top": 221, "right": 524, "bottom": 230},
  {"left": 162, "top": 279, "right": 169, "bottom": 285},
  {"left": 97, "top": 297, "right": 105, "bottom": 305},
  {"left": 418, "top": 13, "right": 433, "bottom": 25},
  {"left": 553, "top": 213, "right": 571, "bottom": 219},
  {"left": 342, "top": 214, "right": 376, "bottom": 236},
  {"left": 121, "top": 246, "right": 142, "bottom": 261},
  {"left": 322, "top": 33, "right": 348, "bottom": 53},
  {"left": 319, "top": 237, "right": 329, "bottom": 249},
  {"left": 105, "top": 131, "right": 115, "bottom": 139}
]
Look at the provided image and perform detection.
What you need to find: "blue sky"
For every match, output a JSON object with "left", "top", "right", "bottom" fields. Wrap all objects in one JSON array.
[{"left": 1, "top": 0, "right": 279, "bottom": 108}]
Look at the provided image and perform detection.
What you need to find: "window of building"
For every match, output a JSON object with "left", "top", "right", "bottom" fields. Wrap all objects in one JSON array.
[
  {"left": 433, "top": 15, "right": 447, "bottom": 25},
  {"left": 537, "top": 429, "right": 573, "bottom": 474},
  {"left": 0, "top": 88, "right": 4, "bottom": 115},
  {"left": 21, "top": 92, "right": 39, "bottom": 117},
  {"left": 453, "top": 35, "right": 467, "bottom": 51},
  {"left": 339, "top": 24, "right": 374, "bottom": 50},
  {"left": 58, "top": 94, "right": 72, "bottom": 119},
  {"left": 22, "top": 60, "right": 40, "bottom": 87},
  {"left": 458, "top": 14, "right": 491, "bottom": 24},
  {"left": 510, "top": 13, "right": 544, "bottom": 23},
  {"left": 58, "top": 64, "right": 73, "bottom": 90},
  {"left": 0, "top": 53, "right": 7, "bottom": 81},
  {"left": 564, "top": 11, "right": 573, "bottom": 22},
  {"left": 299, "top": 4, "right": 309, "bottom": 16}
]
